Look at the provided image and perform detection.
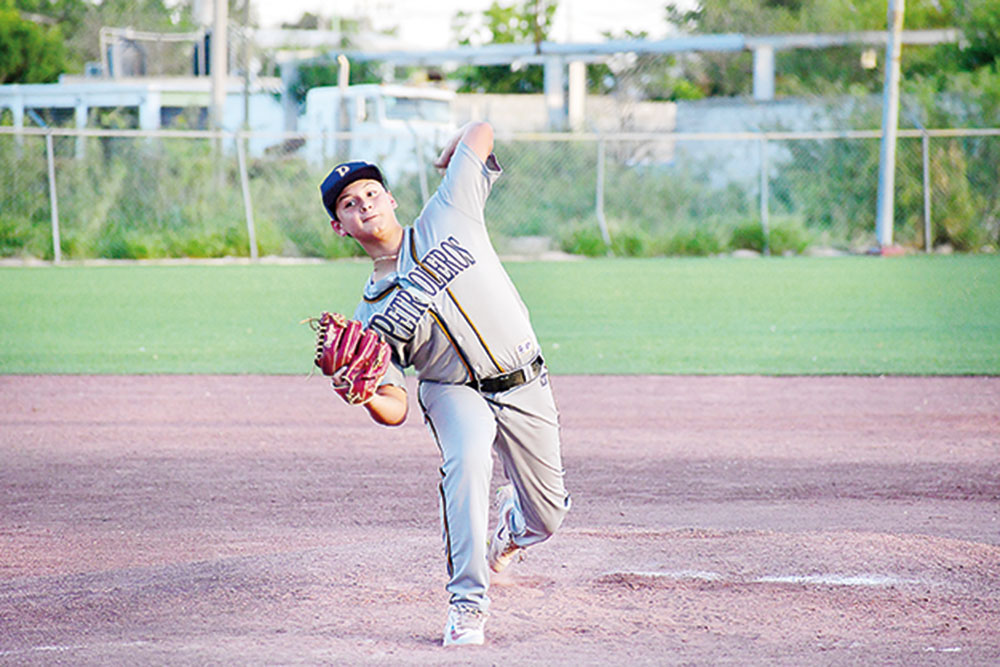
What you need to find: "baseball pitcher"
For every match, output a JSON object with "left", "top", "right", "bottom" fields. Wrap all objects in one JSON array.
[{"left": 308, "top": 121, "right": 570, "bottom": 647}]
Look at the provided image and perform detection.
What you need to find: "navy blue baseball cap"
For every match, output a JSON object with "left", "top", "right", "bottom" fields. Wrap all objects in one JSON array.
[{"left": 320, "top": 161, "right": 386, "bottom": 220}]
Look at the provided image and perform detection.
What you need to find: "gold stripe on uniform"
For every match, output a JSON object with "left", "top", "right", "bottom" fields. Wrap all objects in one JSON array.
[
  {"left": 428, "top": 310, "right": 476, "bottom": 384},
  {"left": 444, "top": 290, "right": 505, "bottom": 373},
  {"left": 410, "top": 230, "right": 505, "bottom": 375}
]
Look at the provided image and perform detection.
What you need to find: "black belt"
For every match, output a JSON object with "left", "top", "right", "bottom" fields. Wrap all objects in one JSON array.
[{"left": 470, "top": 355, "right": 544, "bottom": 393}]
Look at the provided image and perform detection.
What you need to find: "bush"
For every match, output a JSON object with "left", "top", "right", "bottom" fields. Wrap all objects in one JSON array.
[
  {"left": 0, "top": 216, "right": 52, "bottom": 257},
  {"left": 659, "top": 226, "right": 726, "bottom": 256},
  {"left": 767, "top": 217, "right": 812, "bottom": 255},
  {"left": 610, "top": 228, "right": 648, "bottom": 257},
  {"left": 731, "top": 217, "right": 812, "bottom": 255},
  {"left": 730, "top": 220, "right": 767, "bottom": 253},
  {"left": 559, "top": 225, "right": 608, "bottom": 257},
  {"left": 557, "top": 223, "right": 652, "bottom": 258}
]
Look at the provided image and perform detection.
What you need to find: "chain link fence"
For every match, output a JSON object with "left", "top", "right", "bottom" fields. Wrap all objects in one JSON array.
[{"left": 2, "top": 125, "right": 998, "bottom": 261}]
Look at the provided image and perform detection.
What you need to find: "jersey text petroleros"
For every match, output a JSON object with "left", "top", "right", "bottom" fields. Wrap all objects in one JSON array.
[{"left": 370, "top": 235, "right": 476, "bottom": 341}]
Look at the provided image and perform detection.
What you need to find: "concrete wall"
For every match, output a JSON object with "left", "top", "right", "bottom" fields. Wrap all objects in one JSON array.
[
  {"left": 453, "top": 93, "right": 678, "bottom": 134},
  {"left": 453, "top": 92, "right": 839, "bottom": 134},
  {"left": 452, "top": 93, "right": 846, "bottom": 188}
]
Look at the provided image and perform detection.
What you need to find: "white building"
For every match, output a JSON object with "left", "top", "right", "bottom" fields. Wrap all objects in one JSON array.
[{"left": 0, "top": 76, "right": 285, "bottom": 155}]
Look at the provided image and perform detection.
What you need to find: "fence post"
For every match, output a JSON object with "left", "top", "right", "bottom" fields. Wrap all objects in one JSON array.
[
  {"left": 922, "top": 131, "right": 932, "bottom": 253},
  {"left": 759, "top": 135, "right": 771, "bottom": 256},
  {"left": 595, "top": 137, "right": 612, "bottom": 251},
  {"left": 875, "top": 0, "right": 906, "bottom": 249},
  {"left": 235, "top": 132, "right": 259, "bottom": 260},
  {"left": 45, "top": 132, "right": 62, "bottom": 263}
]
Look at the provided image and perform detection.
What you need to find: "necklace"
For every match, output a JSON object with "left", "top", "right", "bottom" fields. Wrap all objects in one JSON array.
[{"left": 372, "top": 253, "right": 398, "bottom": 263}]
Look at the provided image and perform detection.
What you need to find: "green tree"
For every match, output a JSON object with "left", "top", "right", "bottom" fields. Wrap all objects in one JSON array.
[
  {"left": 450, "top": 1, "right": 558, "bottom": 93},
  {"left": 4, "top": 0, "right": 194, "bottom": 77},
  {"left": 953, "top": 0, "right": 1000, "bottom": 70},
  {"left": 287, "top": 58, "right": 384, "bottom": 108},
  {"left": 587, "top": 29, "right": 705, "bottom": 101},
  {"left": 282, "top": 13, "right": 396, "bottom": 107},
  {"left": 664, "top": 0, "right": 961, "bottom": 97},
  {"left": 0, "top": 5, "right": 67, "bottom": 82},
  {"left": 9, "top": 0, "right": 87, "bottom": 36},
  {"left": 74, "top": 0, "right": 193, "bottom": 67}
]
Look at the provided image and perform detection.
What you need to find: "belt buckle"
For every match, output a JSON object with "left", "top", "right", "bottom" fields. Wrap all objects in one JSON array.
[{"left": 506, "top": 368, "right": 526, "bottom": 389}]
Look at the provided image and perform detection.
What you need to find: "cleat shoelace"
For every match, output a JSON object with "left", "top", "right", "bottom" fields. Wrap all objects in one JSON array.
[{"left": 452, "top": 606, "right": 484, "bottom": 632}]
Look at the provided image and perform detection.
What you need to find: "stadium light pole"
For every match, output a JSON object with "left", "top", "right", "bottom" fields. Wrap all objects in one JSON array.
[{"left": 875, "top": 0, "right": 905, "bottom": 250}]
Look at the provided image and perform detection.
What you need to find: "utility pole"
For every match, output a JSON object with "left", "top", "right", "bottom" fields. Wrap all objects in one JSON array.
[
  {"left": 242, "top": 0, "right": 250, "bottom": 130},
  {"left": 875, "top": 0, "right": 905, "bottom": 251},
  {"left": 211, "top": 0, "right": 228, "bottom": 131}
]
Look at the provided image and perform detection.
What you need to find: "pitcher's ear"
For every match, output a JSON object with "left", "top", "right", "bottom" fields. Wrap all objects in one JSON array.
[{"left": 330, "top": 219, "right": 349, "bottom": 237}]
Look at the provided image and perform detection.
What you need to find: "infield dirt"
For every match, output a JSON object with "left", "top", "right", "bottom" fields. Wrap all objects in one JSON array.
[{"left": 1, "top": 375, "right": 999, "bottom": 664}]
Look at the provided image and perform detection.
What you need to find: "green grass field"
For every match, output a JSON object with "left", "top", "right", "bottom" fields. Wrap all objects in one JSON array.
[{"left": 1, "top": 255, "right": 997, "bottom": 375}]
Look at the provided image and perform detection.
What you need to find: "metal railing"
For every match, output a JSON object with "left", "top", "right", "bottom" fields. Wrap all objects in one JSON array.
[{"left": 2, "top": 125, "right": 998, "bottom": 261}]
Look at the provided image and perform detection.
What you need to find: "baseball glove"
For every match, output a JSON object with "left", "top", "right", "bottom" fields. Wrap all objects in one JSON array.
[{"left": 306, "top": 312, "right": 392, "bottom": 405}]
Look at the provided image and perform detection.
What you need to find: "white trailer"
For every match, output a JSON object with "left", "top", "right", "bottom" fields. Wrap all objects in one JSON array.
[{"left": 300, "top": 84, "right": 456, "bottom": 180}]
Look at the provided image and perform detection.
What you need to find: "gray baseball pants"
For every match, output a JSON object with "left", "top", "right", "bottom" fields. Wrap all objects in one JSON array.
[{"left": 418, "top": 369, "right": 570, "bottom": 611}]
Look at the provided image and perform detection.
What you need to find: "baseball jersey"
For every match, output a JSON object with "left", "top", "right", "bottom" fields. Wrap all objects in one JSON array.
[{"left": 352, "top": 141, "right": 540, "bottom": 388}]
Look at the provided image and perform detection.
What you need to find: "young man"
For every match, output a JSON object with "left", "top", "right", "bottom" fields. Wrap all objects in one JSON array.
[{"left": 318, "top": 121, "right": 570, "bottom": 647}]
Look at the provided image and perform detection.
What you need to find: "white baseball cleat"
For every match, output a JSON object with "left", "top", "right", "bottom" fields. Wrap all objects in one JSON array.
[
  {"left": 488, "top": 484, "right": 524, "bottom": 574},
  {"left": 442, "top": 603, "right": 486, "bottom": 647}
]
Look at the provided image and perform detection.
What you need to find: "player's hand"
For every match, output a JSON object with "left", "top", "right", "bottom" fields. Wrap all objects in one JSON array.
[
  {"left": 433, "top": 136, "right": 460, "bottom": 172},
  {"left": 433, "top": 121, "right": 493, "bottom": 172},
  {"left": 330, "top": 367, "right": 349, "bottom": 390}
]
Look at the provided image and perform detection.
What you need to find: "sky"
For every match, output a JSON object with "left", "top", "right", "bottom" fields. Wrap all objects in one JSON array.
[{"left": 251, "top": 0, "right": 679, "bottom": 49}]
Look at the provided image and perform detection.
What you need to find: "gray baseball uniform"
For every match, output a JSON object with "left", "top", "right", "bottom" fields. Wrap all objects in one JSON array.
[{"left": 351, "top": 141, "right": 570, "bottom": 612}]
